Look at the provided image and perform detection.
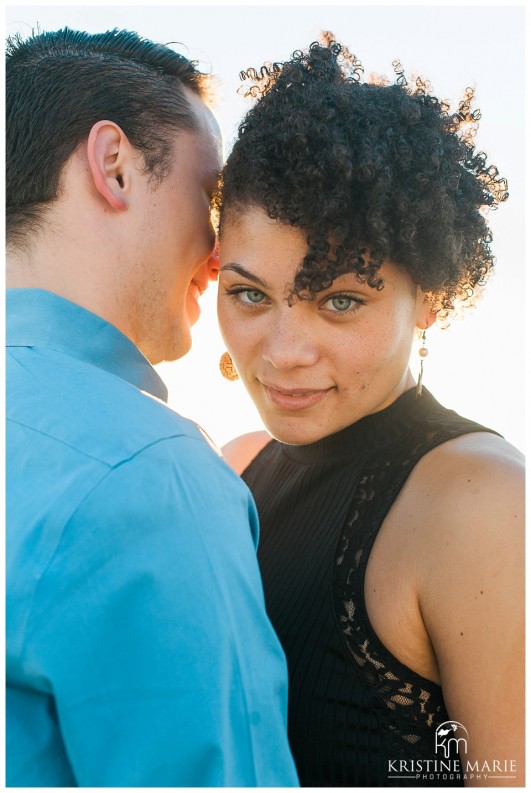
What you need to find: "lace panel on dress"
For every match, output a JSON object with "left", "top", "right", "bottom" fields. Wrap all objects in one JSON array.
[{"left": 333, "top": 430, "right": 463, "bottom": 768}]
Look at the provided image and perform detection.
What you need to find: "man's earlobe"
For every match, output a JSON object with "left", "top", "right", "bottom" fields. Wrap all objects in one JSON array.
[{"left": 86, "top": 121, "right": 130, "bottom": 211}]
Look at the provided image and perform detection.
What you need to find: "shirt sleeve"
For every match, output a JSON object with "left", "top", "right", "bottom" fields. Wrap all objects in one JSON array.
[{"left": 23, "top": 434, "right": 297, "bottom": 787}]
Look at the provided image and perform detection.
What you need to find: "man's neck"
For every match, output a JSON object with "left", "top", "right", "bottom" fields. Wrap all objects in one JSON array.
[{"left": 6, "top": 247, "right": 136, "bottom": 351}]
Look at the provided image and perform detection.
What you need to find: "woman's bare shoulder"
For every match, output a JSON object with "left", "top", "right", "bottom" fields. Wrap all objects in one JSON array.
[
  {"left": 410, "top": 431, "right": 524, "bottom": 535},
  {"left": 430, "top": 429, "right": 523, "bottom": 465},
  {"left": 419, "top": 430, "right": 524, "bottom": 501},
  {"left": 222, "top": 430, "right": 272, "bottom": 475},
  {"left": 394, "top": 429, "right": 524, "bottom": 596}
]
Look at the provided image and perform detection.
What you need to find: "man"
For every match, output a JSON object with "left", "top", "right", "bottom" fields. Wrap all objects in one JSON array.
[{"left": 6, "top": 28, "right": 298, "bottom": 787}]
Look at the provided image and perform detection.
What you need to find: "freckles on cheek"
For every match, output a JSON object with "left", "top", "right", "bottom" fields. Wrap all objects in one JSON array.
[{"left": 342, "top": 329, "right": 395, "bottom": 394}]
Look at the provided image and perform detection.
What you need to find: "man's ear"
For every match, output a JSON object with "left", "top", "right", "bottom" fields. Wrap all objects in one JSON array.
[{"left": 86, "top": 121, "right": 133, "bottom": 211}]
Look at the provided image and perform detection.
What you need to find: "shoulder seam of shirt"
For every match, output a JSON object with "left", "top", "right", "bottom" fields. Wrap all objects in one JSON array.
[
  {"left": 18, "top": 431, "right": 213, "bottom": 670},
  {"left": 7, "top": 416, "right": 203, "bottom": 468},
  {"left": 7, "top": 343, "right": 168, "bottom": 402}
]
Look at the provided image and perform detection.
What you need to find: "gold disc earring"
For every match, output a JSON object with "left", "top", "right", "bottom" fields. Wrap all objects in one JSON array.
[
  {"left": 416, "top": 329, "right": 429, "bottom": 397},
  {"left": 219, "top": 351, "right": 239, "bottom": 381}
]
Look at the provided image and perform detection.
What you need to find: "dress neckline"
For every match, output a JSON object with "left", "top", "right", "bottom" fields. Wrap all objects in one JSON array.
[{"left": 280, "top": 387, "right": 439, "bottom": 464}]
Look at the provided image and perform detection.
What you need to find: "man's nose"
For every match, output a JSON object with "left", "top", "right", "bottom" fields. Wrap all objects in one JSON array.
[{"left": 206, "top": 238, "right": 220, "bottom": 281}]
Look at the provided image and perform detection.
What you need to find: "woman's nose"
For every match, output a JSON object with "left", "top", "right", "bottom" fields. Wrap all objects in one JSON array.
[{"left": 262, "top": 312, "right": 320, "bottom": 370}]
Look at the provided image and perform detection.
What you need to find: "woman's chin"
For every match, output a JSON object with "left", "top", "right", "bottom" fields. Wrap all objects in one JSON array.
[{"left": 262, "top": 418, "right": 325, "bottom": 446}]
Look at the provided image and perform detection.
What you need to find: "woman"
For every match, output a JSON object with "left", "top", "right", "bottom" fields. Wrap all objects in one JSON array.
[{"left": 216, "top": 39, "right": 524, "bottom": 787}]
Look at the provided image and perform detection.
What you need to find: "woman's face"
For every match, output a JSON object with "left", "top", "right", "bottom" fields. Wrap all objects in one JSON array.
[{"left": 218, "top": 207, "right": 430, "bottom": 445}]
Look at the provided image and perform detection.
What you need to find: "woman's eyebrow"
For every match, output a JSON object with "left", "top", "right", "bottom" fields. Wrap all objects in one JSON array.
[{"left": 220, "top": 263, "right": 272, "bottom": 290}]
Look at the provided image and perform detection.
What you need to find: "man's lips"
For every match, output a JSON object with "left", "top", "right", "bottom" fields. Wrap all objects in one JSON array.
[
  {"left": 188, "top": 279, "right": 208, "bottom": 302},
  {"left": 187, "top": 280, "right": 208, "bottom": 324},
  {"left": 261, "top": 382, "right": 333, "bottom": 411},
  {"left": 191, "top": 278, "right": 208, "bottom": 296}
]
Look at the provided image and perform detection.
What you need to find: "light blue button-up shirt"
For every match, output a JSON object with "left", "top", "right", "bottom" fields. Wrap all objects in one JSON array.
[{"left": 6, "top": 288, "right": 298, "bottom": 787}]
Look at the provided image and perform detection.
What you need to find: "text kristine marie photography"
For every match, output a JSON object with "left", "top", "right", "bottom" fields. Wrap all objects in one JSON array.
[{"left": 388, "top": 722, "right": 517, "bottom": 784}]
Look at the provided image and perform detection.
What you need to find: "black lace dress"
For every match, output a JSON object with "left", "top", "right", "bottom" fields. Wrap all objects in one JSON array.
[{"left": 243, "top": 388, "right": 497, "bottom": 787}]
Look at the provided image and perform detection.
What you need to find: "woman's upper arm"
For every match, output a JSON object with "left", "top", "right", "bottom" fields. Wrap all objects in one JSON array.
[{"left": 419, "top": 447, "right": 524, "bottom": 786}]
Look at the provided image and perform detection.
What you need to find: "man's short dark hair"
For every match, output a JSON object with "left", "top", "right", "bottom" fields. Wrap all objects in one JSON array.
[
  {"left": 6, "top": 27, "right": 211, "bottom": 247},
  {"left": 220, "top": 35, "right": 508, "bottom": 317}
]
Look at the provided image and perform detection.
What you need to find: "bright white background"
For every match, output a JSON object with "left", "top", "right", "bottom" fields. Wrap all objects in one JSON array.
[{"left": 5, "top": 3, "right": 526, "bottom": 451}]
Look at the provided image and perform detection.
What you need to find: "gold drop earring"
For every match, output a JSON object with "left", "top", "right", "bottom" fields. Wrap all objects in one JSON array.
[{"left": 219, "top": 351, "right": 239, "bottom": 381}]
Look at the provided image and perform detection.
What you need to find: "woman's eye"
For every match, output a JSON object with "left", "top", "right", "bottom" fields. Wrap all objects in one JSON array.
[
  {"left": 242, "top": 290, "right": 266, "bottom": 304},
  {"left": 225, "top": 287, "right": 269, "bottom": 307},
  {"left": 323, "top": 294, "right": 362, "bottom": 313}
]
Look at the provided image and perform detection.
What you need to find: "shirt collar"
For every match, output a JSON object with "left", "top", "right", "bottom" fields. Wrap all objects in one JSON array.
[{"left": 6, "top": 288, "right": 168, "bottom": 402}]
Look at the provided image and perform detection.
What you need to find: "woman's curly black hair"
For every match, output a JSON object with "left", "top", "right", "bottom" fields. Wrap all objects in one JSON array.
[{"left": 218, "top": 35, "right": 508, "bottom": 317}]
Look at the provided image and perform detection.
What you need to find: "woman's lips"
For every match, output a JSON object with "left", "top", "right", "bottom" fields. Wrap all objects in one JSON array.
[{"left": 262, "top": 383, "right": 333, "bottom": 411}]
